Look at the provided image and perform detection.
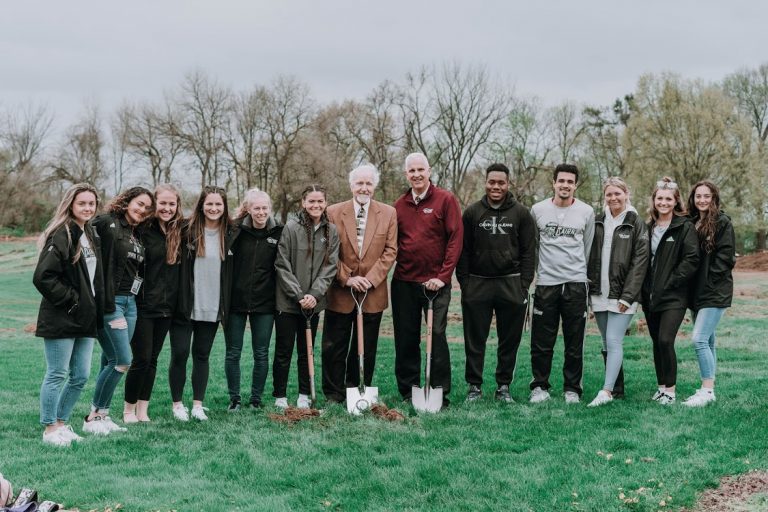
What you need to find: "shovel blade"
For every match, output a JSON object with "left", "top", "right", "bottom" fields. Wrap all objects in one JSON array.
[
  {"left": 346, "top": 386, "right": 379, "bottom": 415},
  {"left": 411, "top": 385, "right": 443, "bottom": 413}
]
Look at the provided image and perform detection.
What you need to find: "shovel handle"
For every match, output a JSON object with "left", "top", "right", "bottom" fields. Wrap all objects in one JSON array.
[{"left": 303, "top": 309, "right": 316, "bottom": 402}]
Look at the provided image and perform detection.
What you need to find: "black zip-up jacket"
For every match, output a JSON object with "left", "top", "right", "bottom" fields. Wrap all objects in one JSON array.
[
  {"left": 91, "top": 213, "right": 143, "bottom": 313},
  {"left": 456, "top": 192, "right": 536, "bottom": 290},
  {"left": 641, "top": 215, "right": 700, "bottom": 312},
  {"left": 587, "top": 210, "right": 649, "bottom": 304},
  {"left": 33, "top": 221, "right": 105, "bottom": 338},
  {"left": 229, "top": 216, "right": 283, "bottom": 314},
  {"left": 689, "top": 212, "right": 736, "bottom": 310},
  {"left": 136, "top": 220, "right": 181, "bottom": 318},
  {"left": 176, "top": 222, "right": 235, "bottom": 327}
]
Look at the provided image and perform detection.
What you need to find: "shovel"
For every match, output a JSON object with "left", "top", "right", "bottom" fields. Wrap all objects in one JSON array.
[
  {"left": 412, "top": 285, "right": 443, "bottom": 413},
  {"left": 346, "top": 288, "right": 379, "bottom": 415},
  {"left": 302, "top": 308, "right": 317, "bottom": 409}
]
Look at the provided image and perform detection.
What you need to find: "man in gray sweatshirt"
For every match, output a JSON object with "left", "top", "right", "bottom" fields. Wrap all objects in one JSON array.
[{"left": 529, "top": 164, "right": 594, "bottom": 404}]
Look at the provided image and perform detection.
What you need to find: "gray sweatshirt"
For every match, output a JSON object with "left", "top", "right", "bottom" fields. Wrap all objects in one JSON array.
[
  {"left": 191, "top": 228, "right": 222, "bottom": 322},
  {"left": 531, "top": 197, "right": 595, "bottom": 286}
]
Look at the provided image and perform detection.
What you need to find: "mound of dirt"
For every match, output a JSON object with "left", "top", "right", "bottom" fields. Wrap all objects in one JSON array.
[
  {"left": 735, "top": 251, "right": 768, "bottom": 271},
  {"left": 370, "top": 404, "right": 406, "bottom": 421},
  {"left": 684, "top": 471, "right": 768, "bottom": 511},
  {"left": 268, "top": 407, "right": 321, "bottom": 424}
]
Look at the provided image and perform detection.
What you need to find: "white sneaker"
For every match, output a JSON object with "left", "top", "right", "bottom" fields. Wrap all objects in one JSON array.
[
  {"left": 191, "top": 405, "right": 209, "bottom": 421},
  {"left": 274, "top": 397, "right": 289, "bottom": 409},
  {"left": 657, "top": 392, "right": 676, "bottom": 405},
  {"left": 682, "top": 389, "right": 716, "bottom": 407},
  {"left": 58, "top": 425, "right": 83, "bottom": 442},
  {"left": 296, "top": 394, "right": 311, "bottom": 409},
  {"left": 651, "top": 389, "right": 665, "bottom": 401},
  {"left": 529, "top": 387, "right": 551, "bottom": 403},
  {"left": 588, "top": 390, "right": 613, "bottom": 407},
  {"left": 564, "top": 391, "right": 581, "bottom": 404},
  {"left": 101, "top": 416, "right": 127, "bottom": 432},
  {"left": 82, "top": 416, "right": 111, "bottom": 436},
  {"left": 172, "top": 405, "right": 190, "bottom": 422},
  {"left": 43, "top": 429, "right": 71, "bottom": 447}
]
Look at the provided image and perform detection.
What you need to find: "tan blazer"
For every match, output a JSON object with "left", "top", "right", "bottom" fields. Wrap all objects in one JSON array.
[{"left": 326, "top": 199, "right": 398, "bottom": 313}]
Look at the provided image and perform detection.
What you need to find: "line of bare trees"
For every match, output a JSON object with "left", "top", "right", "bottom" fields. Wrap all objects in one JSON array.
[{"left": 2, "top": 62, "right": 767, "bottom": 250}]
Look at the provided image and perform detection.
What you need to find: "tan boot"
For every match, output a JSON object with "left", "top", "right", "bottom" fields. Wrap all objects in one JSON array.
[
  {"left": 123, "top": 402, "right": 139, "bottom": 424},
  {"left": 136, "top": 400, "right": 151, "bottom": 422}
]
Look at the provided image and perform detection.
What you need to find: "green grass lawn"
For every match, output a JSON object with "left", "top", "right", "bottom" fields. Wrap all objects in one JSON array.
[{"left": 1, "top": 240, "right": 766, "bottom": 511}]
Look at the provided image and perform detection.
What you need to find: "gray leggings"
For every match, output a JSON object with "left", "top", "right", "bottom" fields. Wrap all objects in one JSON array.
[{"left": 594, "top": 311, "right": 634, "bottom": 392}]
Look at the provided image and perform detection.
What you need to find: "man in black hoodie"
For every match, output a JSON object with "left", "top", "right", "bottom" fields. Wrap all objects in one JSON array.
[{"left": 457, "top": 163, "right": 536, "bottom": 402}]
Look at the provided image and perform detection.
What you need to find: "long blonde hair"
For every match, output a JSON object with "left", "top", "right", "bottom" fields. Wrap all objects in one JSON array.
[
  {"left": 154, "top": 184, "right": 184, "bottom": 264},
  {"left": 38, "top": 183, "right": 100, "bottom": 263}
]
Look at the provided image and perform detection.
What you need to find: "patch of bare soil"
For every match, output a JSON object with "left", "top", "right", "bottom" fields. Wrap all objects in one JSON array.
[
  {"left": 683, "top": 471, "right": 768, "bottom": 512},
  {"left": 268, "top": 407, "right": 321, "bottom": 424},
  {"left": 370, "top": 403, "right": 406, "bottom": 421},
  {"left": 736, "top": 252, "right": 768, "bottom": 272}
]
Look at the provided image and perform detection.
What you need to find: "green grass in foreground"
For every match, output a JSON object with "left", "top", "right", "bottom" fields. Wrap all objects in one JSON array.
[{"left": 0, "top": 240, "right": 767, "bottom": 511}]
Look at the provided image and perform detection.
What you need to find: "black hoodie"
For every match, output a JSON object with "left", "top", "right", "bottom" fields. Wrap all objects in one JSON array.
[
  {"left": 689, "top": 212, "right": 735, "bottom": 310},
  {"left": 456, "top": 192, "right": 536, "bottom": 290},
  {"left": 641, "top": 215, "right": 700, "bottom": 312},
  {"left": 229, "top": 215, "right": 283, "bottom": 314},
  {"left": 33, "top": 221, "right": 105, "bottom": 338}
]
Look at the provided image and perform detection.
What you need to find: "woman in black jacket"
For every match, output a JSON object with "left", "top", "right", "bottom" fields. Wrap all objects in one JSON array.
[
  {"left": 641, "top": 177, "right": 699, "bottom": 405},
  {"left": 169, "top": 185, "right": 233, "bottom": 421},
  {"left": 85, "top": 186, "right": 154, "bottom": 434},
  {"left": 586, "top": 177, "right": 649, "bottom": 407},
  {"left": 682, "top": 181, "right": 735, "bottom": 407},
  {"left": 224, "top": 189, "right": 283, "bottom": 411},
  {"left": 33, "top": 183, "right": 104, "bottom": 446},
  {"left": 123, "top": 184, "right": 183, "bottom": 422}
]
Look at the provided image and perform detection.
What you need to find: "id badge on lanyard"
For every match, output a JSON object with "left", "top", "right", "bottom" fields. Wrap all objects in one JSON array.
[{"left": 130, "top": 275, "right": 143, "bottom": 295}]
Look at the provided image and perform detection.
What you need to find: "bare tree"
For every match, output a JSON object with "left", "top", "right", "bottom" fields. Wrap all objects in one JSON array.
[
  {"left": 548, "top": 101, "right": 587, "bottom": 164},
  {"left": 174, "top": 70, "right": 231, "bottom": 188},
  {"left": 1, "top": 102, "right": 53, "bottom": 174},
  {"left": 48, "top": 105, "right": 106, "bottom": 187}
]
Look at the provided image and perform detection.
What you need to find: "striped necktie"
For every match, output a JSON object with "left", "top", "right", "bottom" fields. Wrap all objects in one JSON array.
[{"left": 356, "top": 205, "right": 366, "bottom": 256}]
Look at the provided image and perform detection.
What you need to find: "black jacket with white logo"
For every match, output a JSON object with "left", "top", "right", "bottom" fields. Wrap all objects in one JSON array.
[
  {"left": 689, "top": 212, "right": 735, "bottom": 310},
  {"left": 641, "top": 215, "right": 700, "bottom": 312},
  {"left": 229, "top": 215, "right": 283, "bottom": 314}
]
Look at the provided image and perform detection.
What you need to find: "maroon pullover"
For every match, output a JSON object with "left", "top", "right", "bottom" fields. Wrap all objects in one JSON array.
[{"left": 393, "top": 184, "right": 463, "bottom": 283}]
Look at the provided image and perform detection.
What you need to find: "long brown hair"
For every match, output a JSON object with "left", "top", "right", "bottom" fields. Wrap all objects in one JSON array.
[
  {"left": 154, "top": 184, "right": 184, "bottom": 264},
  {"left": 687, "top": 180, "right": 721, "bottom": 253},
  {"left": 188, "top": 185, "right": 231, "bottom": 260},
  {"left": 38, "top": 183, "right": 100, "bottom": 263},
  {"left": 649, "top": 176, "right": 687, "bottom": 222},
  {"left": 298, "top": 184, "right": 330, "bottom": 266}
]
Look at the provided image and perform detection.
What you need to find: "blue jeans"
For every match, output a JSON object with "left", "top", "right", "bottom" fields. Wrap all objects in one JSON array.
[
  {"left": 92, "top": 295, "right": 137, "bottom": 410},
  {"left": 40, "top": 337, "right": 95, "bottom": 425},
  {"left": 594, "top": 311, "right": 634, "bottom": 392},
  {"left": 691, "top": 307, "right": 725, "bottom": 380},
  {"left": 224, "top": 312, "right": 274, "bottom": 404}
]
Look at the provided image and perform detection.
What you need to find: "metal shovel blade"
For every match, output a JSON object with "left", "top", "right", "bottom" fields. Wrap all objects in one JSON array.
[
  {"left": 411, "top": 385, "right": 443, "bottom": 413},
  {"left": 346, "top": 386, "right": 379, "bottom": 415}
]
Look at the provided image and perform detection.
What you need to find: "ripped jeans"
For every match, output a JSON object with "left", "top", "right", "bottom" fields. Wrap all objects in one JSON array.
[{"left": 92, "top": 295, "right": 137, "bottom": 411}]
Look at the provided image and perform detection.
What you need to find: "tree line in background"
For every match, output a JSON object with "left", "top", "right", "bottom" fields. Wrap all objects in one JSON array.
[{"left": 1, "top": 62, "right": 766, "bottom": 251}]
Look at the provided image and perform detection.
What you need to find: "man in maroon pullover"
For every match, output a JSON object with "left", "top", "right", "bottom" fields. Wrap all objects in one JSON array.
[{"left": 392, "top": 152, "right": 463, "bottom": 407}]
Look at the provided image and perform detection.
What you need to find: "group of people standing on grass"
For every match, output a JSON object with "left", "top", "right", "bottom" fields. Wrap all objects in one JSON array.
[{"left": 32, "top": 152, "right": 735, "bottom": 447}]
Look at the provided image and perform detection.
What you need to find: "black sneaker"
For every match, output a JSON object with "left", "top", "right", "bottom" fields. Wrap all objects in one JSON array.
[
  {"left": 227, "top": 399, "right": 241, "bottom": 412},
  {"left": 495, "top": 385, "right": 514, "bottom": 403},
  {"left": 466, "top": 385, "right": 482, "bottom": 402},
  {"left": 248, "top": 401, "right": 263, "bottom": 409}
]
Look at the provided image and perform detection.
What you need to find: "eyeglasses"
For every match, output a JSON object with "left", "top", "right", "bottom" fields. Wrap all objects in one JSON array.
[{"left": 656, "top": 180, "right": 678, "bottom": 190}]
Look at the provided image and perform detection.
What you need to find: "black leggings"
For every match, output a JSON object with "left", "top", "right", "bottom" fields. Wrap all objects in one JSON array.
[
  {"left": 272, "top": 312, "right": 319, "bottom": 398},
  {"left": 168, "top": 320, "right": 219, "bottom": 402},
  {"left": 125, "top": 315, "right": 172, "bottom": 403},
  {"left": 645, "top": 308, "right": 686, "bottom": 387}
]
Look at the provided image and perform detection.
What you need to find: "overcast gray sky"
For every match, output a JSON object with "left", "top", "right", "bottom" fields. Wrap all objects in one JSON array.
[{"left": 2, "top": 0, "right": 766, "bottom": 131}]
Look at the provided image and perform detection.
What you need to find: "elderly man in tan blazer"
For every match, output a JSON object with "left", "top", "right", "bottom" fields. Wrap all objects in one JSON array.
[{"left": 322, "top": 164, "right": 398, "bottom": 404}]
